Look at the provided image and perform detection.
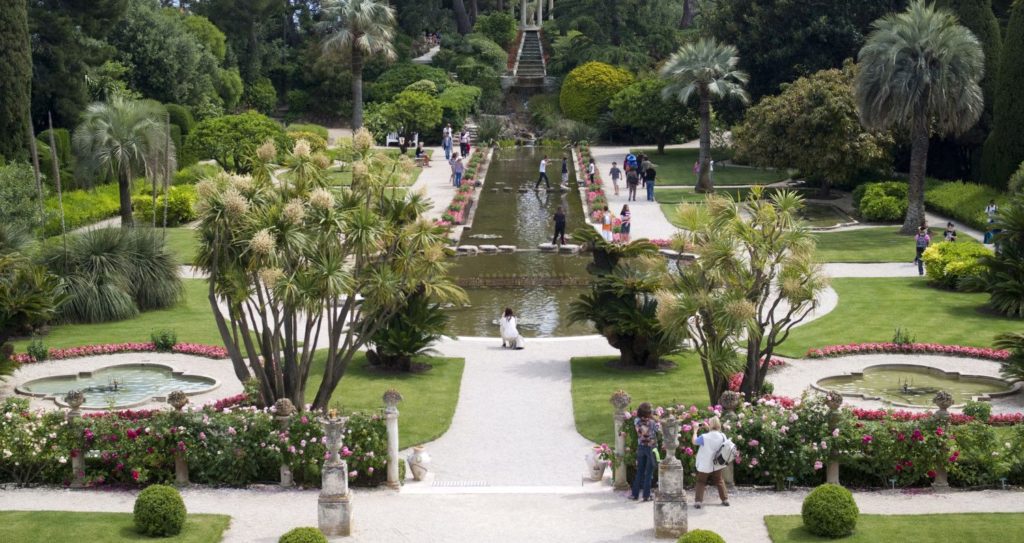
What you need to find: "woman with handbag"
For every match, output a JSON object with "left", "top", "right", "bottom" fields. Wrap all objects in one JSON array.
[{"left": 691, "top": 416, "right": 731, "bottom": 509}]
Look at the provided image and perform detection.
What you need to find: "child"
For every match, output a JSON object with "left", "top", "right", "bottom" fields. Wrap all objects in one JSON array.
[
  {"left": 914, "top": 226, "right": 931, "bottom": 276},
  {"left": 602, "top": 206, "right": 613, "bottom": 242},
  {"left": 620, "top": 205, "right": 631, "bottom": 243},
  {"left": 629, "top": 402, "right": 661, "bottom": 502},
  {"left": 943, "top": 222, "right": 957, "bottom": 242}
]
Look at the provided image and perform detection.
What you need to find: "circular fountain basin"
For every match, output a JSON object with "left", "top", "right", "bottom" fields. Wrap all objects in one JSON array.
[
  {"left": 813, "top": 364, "right": 1020, "bottom": 408},
  {"left": 16, "top": 363, "right": 219, "bottom": 409}
]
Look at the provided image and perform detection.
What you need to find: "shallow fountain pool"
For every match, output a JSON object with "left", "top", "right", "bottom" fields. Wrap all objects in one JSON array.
[
  {"left": 815, "top": 364, "right": 1016, "bottom": 407},
  {"left": 18, "top": 364, "right": 218, "bottom": 409}
]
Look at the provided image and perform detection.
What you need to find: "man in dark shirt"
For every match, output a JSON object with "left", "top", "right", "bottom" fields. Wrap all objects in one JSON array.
[{"left": 552, "top": 206, "right": 567, "bottom": 245}]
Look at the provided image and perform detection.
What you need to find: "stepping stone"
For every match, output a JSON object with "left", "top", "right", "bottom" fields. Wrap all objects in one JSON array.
[
  {"left": 491, "top": 188, "right": 499, "bottom": 192},
  {"left": 457, "top": 245, "right": 479, "bottom": 255},
  {"left": 518, "top": 188, "right": 529, "bottom": 193},
  {"left": 558, "top": 244, "right": 581, "bottom": 254},
  {"left": 498, "top": 245, "right": 517, "bottom": 253},
  {"left": 479, "top": 245, "right": 498, "bottom": 253},
  {"left": 659, "top": 249, "right": 681, "bottom": 260},
  {"left": 503, "top": 187, "right": 513, "bottom": 192},
  {"left": 538, "top": 243, "right": 557, "bottom": 252}
]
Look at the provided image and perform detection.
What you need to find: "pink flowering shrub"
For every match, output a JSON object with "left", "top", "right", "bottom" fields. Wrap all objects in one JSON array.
[
  {"left": 13, "top": 342, "right": 228, "bottom": 364},
  {"left": 727, "top": 357, "right": 788, "bottom": 392},
  {"left": 807, "top": 342, "right": 1009, "bottom": 361}
]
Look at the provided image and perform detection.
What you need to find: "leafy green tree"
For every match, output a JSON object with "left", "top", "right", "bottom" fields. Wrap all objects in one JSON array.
[
  {"left": 0, "top": 163, "right": 42, "bottom": 234},
  {"left": 195, "top": 129, "right": 465, "bottom": 408},
  {"left": 191, "top": 0, "right": 283, "bottom": 82},
  {"left": 733, "top": 64, "right": 893, "bottom": 195},
  {"left": 184, "top": 110, "right": 287, "bottom": 172},
  {"left": 569, "top": 228, "right": 680, "bottom": 369},
  {"left": 73, "top": 97, "right": 171, "bottom": 227},
  {"left": 703, "top": 0, "right": 900, "bottom": 100},
  {"left": 322, "top": 0, "right": 398, "bottom": 130},
  {"left": 608, "top": 78, "right": 698, "bottom": 154},
  {"left": 474, "top": 11, "right": 517, "bottom": 48},
  {"left": 0, "top": 250, "right": 64, "bottom": 376},
  {"left": 560, "top": 61, "right": 634, "bottom": 124},
  {"left": 855, "top": 1, "right": 984, "bottom": 234},
  {"left": 182, "top": 12, "right": 227, "bottom": 63},
  {"left": 658, "top": 189, "right": 828, "bottom": 404},
  {"left": 0, "top": 0, "right": 31, "bottom": 161},
  {"left": 660, "top": 38, "right": 749, "bottom": 193},
  {"left": 983, "top": 2, "right": 1024, "bottom": 187},
  {"left": 381, "top": 90, "right": 443, "bottom": 138}
]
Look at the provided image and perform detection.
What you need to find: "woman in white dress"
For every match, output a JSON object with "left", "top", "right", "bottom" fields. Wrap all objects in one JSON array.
[{"left": 500, "top": 308, "right": 525, "bottom": 349}]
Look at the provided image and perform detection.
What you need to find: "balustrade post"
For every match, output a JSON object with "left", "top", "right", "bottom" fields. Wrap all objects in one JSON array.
[
  {"left": 64, "top": 391, "right": 87, "bottom": 489},
  {"left": 319, "top": 410, "right": 354, "bottom": 536},
  {"left": 653, "top": 408, "right": 688, "bottom": 538},
  {"left": 383, "top": 389, "right": 403, "bottom": 489},
  {"left": 824, "top": 391, "right": 843, "bottom": 485},
  {"left": 610, "top": 390, "right": 631, "bottom": 491},
  {"left": 274, "top": 399, "right": 297, "bottom": 487}
]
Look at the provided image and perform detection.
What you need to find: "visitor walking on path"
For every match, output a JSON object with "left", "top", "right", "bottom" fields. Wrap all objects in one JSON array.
[
  {"left": 629, "top": 402, "right": 661, "bottom": 502},
  {"left": 535, "top": 155, "right": 550, "bottom": 189},
  {"left": 452, "top": 154, "right": 465, "bottom": 188},
  {"left": 460, "top": 130, "right": 471, "bottom": 157},
  {"left": 586, "top": 158, "right": 597, "bottom": 185},
  {"left": 619, "top": 205, "right": 631, "bottom": 243},
  {"left": 944, "top": 222, "right": 958, "bottom": 242},
  {"left": 552, "top": 206, "right": 567, "bottom": 245},
  {"left": 644, "top": 166, "right": 657, "bottom": 202},
  {"left": 561, "top": 156, "right": 570, "bottom": 187},
  {"left": 626, "top": 168, "right": 639, "bottom": 201},
  {"left": 914, "top": 226, "right": 931, "bottom": 276},
  {"left": 500, "top": 308, "right": 525, "bottom": 350},
  {"left": 609, "top": 162, "right": 621, "bottom": 195},
  {"left": 442, "top": 125, "right": 453, "bottom": 161},
  {"left": 692, "top": 416, "right": 731, "bottom": 509},
  {"left": 602, "top": 206, "right": 613, "bottom": 242},
  {"left": 985, "top": 199, "right": 999, "bottom": 244}
]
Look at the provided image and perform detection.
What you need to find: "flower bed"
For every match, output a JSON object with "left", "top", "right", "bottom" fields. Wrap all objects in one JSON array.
[
  {"left": 727, "top": 357, "right": 788, "bottom": 392},
  {"left": 806, "top": 342, "right": 1009, "bottom": 361},
  {"left": 12, "top": 342, "right": 229, "bottom": 364},
  {"left": 576, "top": 144, "right": 607, "bottom": 224},
  {"left": 435, "top": 150, "right": 488, "bottom": 232}
]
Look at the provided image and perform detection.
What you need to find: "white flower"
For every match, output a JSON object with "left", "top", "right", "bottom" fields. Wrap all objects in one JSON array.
[
  {"left": 353, "top": 128, "right": 374, "bottom": 152},
  {"left": 293, "top": 139, "right": 311, "bottom": 158},
  {"left": 309, "top": 188, "right": 335, "bottom": 210},
  {"left": 256, "top": 139, "right": 277, "bottom": 161},
  {"left": 249, "top": 229, "right": 276, "bottom": 255},
  {"left": 283, "top": 199, "right": 306, "bottom": 225},
  {"left": 58, "top": 456, "right": 67, "bottom": 464}
]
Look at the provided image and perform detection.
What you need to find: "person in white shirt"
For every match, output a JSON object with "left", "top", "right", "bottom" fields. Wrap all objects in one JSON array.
[
  {"left": 535, "top": 155, "right": 550, "bottom": 189},
  {"left": 691, "top": 416, "right": 731, "bottom": 509},
  {"left": 500, "top": 308, "right": 524, "bottom": 349}
]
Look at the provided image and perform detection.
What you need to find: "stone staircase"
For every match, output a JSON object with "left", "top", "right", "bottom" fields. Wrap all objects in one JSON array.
[{"left": 514, "top": 30, "right": 545, "bottom": 89}]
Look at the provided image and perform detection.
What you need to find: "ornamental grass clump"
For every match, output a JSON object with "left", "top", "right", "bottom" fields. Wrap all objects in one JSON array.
[
  {"left": 677, "top": 529, "right": 726, "bottom": 543},
  {"left": 279, "top": 527, "right": 328, "bottom": 543},
  {"left": 801, "top": 483, "right": 859, "bottom": 538},
  {"left": 133, "top": 484, "right": 187, "bottom": 536}
]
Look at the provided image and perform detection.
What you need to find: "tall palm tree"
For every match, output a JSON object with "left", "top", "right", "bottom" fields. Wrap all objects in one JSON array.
[
  {"left": 660, "top": 38, "right": 749, "bottom": 193},
  {"left": 855, "top": 0, "right": 984, "bottom": 234},
  {"left": 322, "top": 0, "right": 397, "bottom": 130},
  {"left": 73, "top": 97, "right": 168, "bottom": 228}
]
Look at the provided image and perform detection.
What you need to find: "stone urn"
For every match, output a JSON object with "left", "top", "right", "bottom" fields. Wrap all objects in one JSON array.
[
  {"left": 824, "top": 390, "right": 844, "bottom": 411},
  {"left": 167, "top": 390, "right": 189, "bottom": 411},
  {"left": 585, "top": 449, "right": 610, "bottom": 481},
  {"left": 719, "top": 391, "right": 743, "bottom": 414},
  {"left": 407, "top": 446, "right": 431, "bottom": 481},
  {"left": 610, "top": 389, "right": 632, "bottom": 412},
  {"left": 64, "top": 390, "right": 86, "bottom": 413},
  {"left": 273, "top": 398, "right": 296, "bottom": 417},
  {"left": 933, "top": 390, "right": 954, "bottom": 417}
]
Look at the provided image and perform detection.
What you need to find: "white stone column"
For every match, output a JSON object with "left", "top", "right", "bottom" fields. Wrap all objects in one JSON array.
[
  {"left": 536, "top": 0, "right": 543, "bottom": 25},
  {"left": 384, "top": 389, "right": 403, "bottom": 490},
  {"left": 521, "top": 0, "right": 528, "bottom": 27},
  {"left": 274, "top": 399, "right": 297, "bottom": 487},
  {"left": 548, "top": 0, "right": 554, "bottom": 19},
  {"left": 654, "top": 408, "right": 687, "bottom": 539},
  {"left": 610, "top": 390, "right": 631, "bottom": 491}
]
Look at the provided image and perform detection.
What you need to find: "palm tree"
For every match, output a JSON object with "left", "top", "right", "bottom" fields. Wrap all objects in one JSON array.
[
  {"left": 73, "top": 97, "right": 168, "bottom": 228},
  {"left": 660, "top": 38, "right": 749, "bottom": 193},
  {"left": 322, "top": 0, "right": 397, "bottom": 130},
  {"left": 854, "top": 0, "right": 984, "bottom": 234}
]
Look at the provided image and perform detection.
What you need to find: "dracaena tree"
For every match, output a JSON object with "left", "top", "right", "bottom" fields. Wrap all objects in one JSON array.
[
  {"left": 657, "top": 189, "right": 828, "bottom": 404},
  {"left": 195, "top": 129, "right": 465, "bottom": 409}
]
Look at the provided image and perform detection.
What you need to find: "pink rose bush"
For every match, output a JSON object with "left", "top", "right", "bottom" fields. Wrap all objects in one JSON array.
[
  {"left": 727, "top": 357, "right": 788, "bottom": 392},
  {"left": 807, "top": 342, "right": 1009, "bottom": 361},
  {"left": 13, "top": 342, "right": 228, "bottom": 364}
]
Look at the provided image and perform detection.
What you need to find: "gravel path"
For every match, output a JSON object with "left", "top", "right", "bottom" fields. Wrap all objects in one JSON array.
[{"left": 588, "top": 146, "right": 679, "bottom": 241}]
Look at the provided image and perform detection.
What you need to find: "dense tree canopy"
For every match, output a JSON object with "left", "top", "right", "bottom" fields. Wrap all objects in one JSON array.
[
  {"left": 608, "top": 78, "right": 697, "bottom": 154},
  {"left": 983, "top": 2, "right": 1024, "bottom": 187},
  {"left": 0, "top": 0, "right": 32, "bottom": 161}
]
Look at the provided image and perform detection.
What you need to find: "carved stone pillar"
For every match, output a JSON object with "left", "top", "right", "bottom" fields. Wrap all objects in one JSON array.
[
  {"left": 825, "top": 391, "right": 843, "bottom": 485},
  {"left": 932, "top": 391, "right": 953, "bottom": 490},
  {"left": 718, "top": 391, "right": 742, "bottom": 488},
  {"left": 319, "top": 412, "right": 354, "bottom": 536},
  {"left": 521, "top": 0, "right": 528, "bottom": 27},
  {"left": 654, "top": 408, "right": 687, "bottom": 538},
  {"left": 536, "top": 0, "right": 543, "bottom": 25},
  {"left": 610, "top": 390, "right": 631, "bottom": 491},
  {"left": 383, "top": 389, "right": 403, "bottom": 489},
  {"left": 274, "top": 399, "right": 297, "bottom": 487},
  {"left": 65, "top": 391, "right": 87, "bottom": 489}
]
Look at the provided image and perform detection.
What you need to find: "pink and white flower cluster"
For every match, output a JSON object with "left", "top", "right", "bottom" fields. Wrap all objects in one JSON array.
[
  {"left": 806, "top": 342, "right": 1009, "bottom": 361},
  {"left": 727, "top": 357, "right": 788, "bottom": 392},
  {"left": 13, "top": 342, "right": 228, "bottom": 363}
]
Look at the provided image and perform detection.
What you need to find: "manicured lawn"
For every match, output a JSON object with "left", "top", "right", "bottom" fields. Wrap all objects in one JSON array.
[
  {"left": 14, "top": 280, "right": 225, "bottom": 350},
  {"left": 305, "top": 351, "right": 464, "bottom": 446},
  {"left": 631, "top": 148, "right": 790, "bottom": 186},
  {"left": 778, "top": 278, "right": 1022, "bottom": 357},
  {"left": 813, "top": 227, "right": 985, "bottom": 263},
  {"left": 765, "top": 513, "right": 1024, "bottom": 542},
  {"left": 571, "top": 354, "right": 709, "bottom": 444},
  {"left": 0, "top": 511, "right": 230, "bottom": 542},
  {"left": 160, "top": 227, "right": 201, "bottom": 265}
]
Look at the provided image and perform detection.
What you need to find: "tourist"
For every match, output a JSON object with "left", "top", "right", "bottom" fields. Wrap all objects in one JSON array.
[
  {"left": 709, "top": 159, "right": 715, "bottom": 183},
  {"left": 442, "top": 124, "right": 453, "bottom": 160},
  {"left": 626, "top": 153, "right": 638, "bottom": 172},
  {"left": 452, "top": 154, "right": 465, "bottom": 188},
  {"left": 944, "top": 222, "right": 957, "bottom": 242},
  {"left": 693, "top": 160, "right": 700, "bottom": 178},
  {"left": 552, "top": 206, "right": 567, "bottom": 245},
  {"left": 626, "top": 168, "right": 639, "bottom": 202},
  {"left": 602, "top": 206, "right": 613, "bottom": 242},
  {"left": 645, "top": 165, "right": 657, "bottom": 202},
  {"left": 415, "top": 142, "right": 430, "bottom": 167},
  {"left": 985, "top": 199, "right": 998, "bottom": 243},
  {"left": 691, "top": 416, "right": 731, "bottom": 509},
  {"left": 629, "top": 402, "right": 661, "bottom": 502},
  {"left": 535, "top": 155, "right": 550, "bottom": 190},
  {"left": 500, "top": 308, "right": 524, "bottom": 350},
  {"left": 913, "top": 226, "right": 931, "bottom": 276},
  {"left": 561, "top": 156, "right": 570, "bottom": 187},
  {"left": 587, "top": 158, "right": 597, "bottom": 185},
  {"left": 619, "top": 205, "right": 631, "bottom": 243},
  {"left": 640, "top": 155, "right": 652, "bottom": 178},
  {"left": 609, "top": 162, "right": 622, "bottom": 196},
  {"left": 460, "top": 130, "right": 471, "bottom": 157}
]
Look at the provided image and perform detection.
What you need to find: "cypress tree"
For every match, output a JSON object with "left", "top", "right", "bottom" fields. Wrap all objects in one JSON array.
[
  {"left": 983, "top": 2, "right": 1024, "bottom": 187},
  {"left": 0, "top": 0, "right": 32, "bottom": 161}
]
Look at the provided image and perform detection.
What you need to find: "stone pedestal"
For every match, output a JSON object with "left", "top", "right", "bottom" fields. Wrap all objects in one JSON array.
[
  {"left": 933, "top": 466, "right": 950, "bottom": 490},
  {"left": 174, "top": 452, "right": 189, "bottom": 485},
  {"left": 383, "top": 389, "right": 403, "bottom": 489},
  {"left": 654, "top": 409, "right": 687, "bottom": 539},
  {"left": 70, "top": 454, "right": 86, "bottom": 489},
  {"left": 827, "top": 461, "right": 840, "bottom": 485},
  {"left": 274, "top": 399, "right": 296, "bottom": 487},
  {"left": 319, "top": 415, "right": 354, "bottom": 537},
  {"left": 65, "top": 392, "right": 87, "bottom": 489},
  {"left": 610, "top": 390, "right": 631, "bottom": 491}
]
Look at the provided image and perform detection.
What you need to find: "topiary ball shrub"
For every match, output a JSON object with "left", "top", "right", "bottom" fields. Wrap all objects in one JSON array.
[
  {"left": 677, "top": 529, "right": 726, "bottom": 543},
  {"left": 560, "top": 61, "right": 634, "bottom": 124},
  {"left": 801, "top": 483, "right": 859, "bottom": 538},
  {"left": 279, "top": 527, "right": 328, "bottom": 543},
  {"left": 133, "top": 484, "right": 187, "bottom": 537}
]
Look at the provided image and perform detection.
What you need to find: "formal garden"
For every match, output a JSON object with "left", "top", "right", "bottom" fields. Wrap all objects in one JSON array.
[{"left": 3, "top": 0, "right": 1024, "bottom": 542}]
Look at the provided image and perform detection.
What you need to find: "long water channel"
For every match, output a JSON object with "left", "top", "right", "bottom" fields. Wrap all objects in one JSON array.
[{"left": 444, "top": 147, "right": 594, "bottom": 337}]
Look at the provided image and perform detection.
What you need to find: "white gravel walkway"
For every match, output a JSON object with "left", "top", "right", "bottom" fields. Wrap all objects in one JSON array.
[{"left": 588, "top": 146, "right": 679, "bottom": 240}]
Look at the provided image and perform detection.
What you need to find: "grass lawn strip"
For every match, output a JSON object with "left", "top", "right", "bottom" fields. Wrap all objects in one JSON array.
[
  {"left": 630, "top": 148, "right": 789, "bottom": 187},
  {"left": 571, "top": 354, "right": 708, "bottom": 444},
  {"left": 778, "top": 278, "right": 1021, "bottom": 357},
  {"left": 160, "top": 227, "right": 201, "bottom": 265},
  {"left": 812, "top": 226, "right": 984, "bottom": 263},
  {"left": 764, "top": 513, "right": 1024, "bottom": 542},
  {"left": 305, "top": 351, "right": 464, "bottom": 446},
  {"left": 0, "top": 511, "right": 230, "bottom": 543}
]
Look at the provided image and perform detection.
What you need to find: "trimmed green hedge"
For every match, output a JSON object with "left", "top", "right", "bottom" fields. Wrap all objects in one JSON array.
[
  {"left": 173, "top": 162, "right": 222, "bottom": 185},
  {"left": 286, "top": 123, "right": 329, "bottom": 140},
  {"left": 370, "top": 63, "right": 449, "bottom": 103},
  {"left": 279, "top": 527, "right": 328, "bottom": 543},
  {"left": 855, "top": 182, "right": 908, "bottom": 222},
  {"left": 925, "top": 181, "right": 1009, "bottom": 230},
  {"left": 133, "top": 185, "right": 198, "bottom": 227},
  {"left": 438, "top": 84, "right": 482, "bottom": 128},
  {"left": 44, "top": 183, "right": 124, "bottom": 236},
  {"left": 133, "top": 484, "right": 186, "bottom": 537},
  {"left": 922, "top": 240, "right": 990, "bottom": 290},
  {"left": 677, "top": 530, "right": 726, "bottom": 543}
]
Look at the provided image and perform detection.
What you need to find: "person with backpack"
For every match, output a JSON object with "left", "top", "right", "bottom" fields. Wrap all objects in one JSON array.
[
  {"left": 913, "top": 226, "right": 931, "bottom": 276},
  {"left": 691, "top": 416, "right": 731, "bottom": 509},
  {"left": 629, "top": 402, "right": 661, "bottom": 502}
]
